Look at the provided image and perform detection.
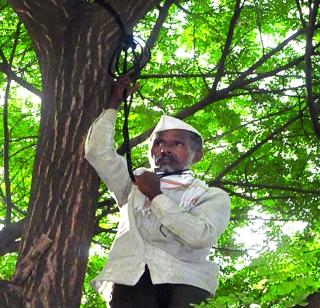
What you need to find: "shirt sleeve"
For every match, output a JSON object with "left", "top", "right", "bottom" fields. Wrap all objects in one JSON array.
[
  {"left": 84, "top": 109, "right": 132, "bottom": 205},
  {"left": 150, "top": 188, "right": 230, "bottom": 249}
]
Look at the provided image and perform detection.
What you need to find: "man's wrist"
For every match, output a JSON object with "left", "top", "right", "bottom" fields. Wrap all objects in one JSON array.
[
  {"left": 108, "top": 99, "right": 121, "bottom": 110},
  {"left": 148, "top": 190, "right": 162, "bottom": 201}
]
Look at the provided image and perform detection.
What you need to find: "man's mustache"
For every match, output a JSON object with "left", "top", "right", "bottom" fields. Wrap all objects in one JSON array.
[{"left": 155, "top": 153, "right": 178, "bottom": 164}]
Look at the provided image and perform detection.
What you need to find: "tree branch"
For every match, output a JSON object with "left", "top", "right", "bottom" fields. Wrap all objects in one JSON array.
[
  {"left": 122, "top": 31, "right": 313, "bottom": 153},
  {"left": 304, "top": 0, "right": 320, "bottom": 139},
  {"left": 220, "top": 180, "right": 320, "bottom": 195},
  {"left": 223, "top": 187, "right": 296, "bottom": 203},
  {"left": 131, "top": 0, "right": 175, "bottom": 78},
  {"left": 206, "top": 104, "right": 297, "bottom": 142},
  {"left": 212, "top": 112, "right": 303, "bottom": 183},
  {"left": 12, "top": 234, "right": 53, "bottom": 286},
  {"left": 140, "top": 72, "right": 217, "bottom": 79},
  {"left": 231, "top": 28, "right": 304, "bottom": 84},
  {"left": 2, "top": 22, "right": 21, "bottom": 225},
  {"left": 0, "top": 62, "right": 42, "bottom": 97},
  {"left": 146, "top": 0, "right": 175, "bottom": 50},
  {"left": 0, "top": 40, "right": 41, "bottom": 97},
  {"left": 0, "top": 220, "right": 24, "bottom": 256},
  {"left": 295, "top": 0, "right": 307, "bottom": 28},
  {"left": 212, "top": 0, "right": 242, "bottom": 90}
]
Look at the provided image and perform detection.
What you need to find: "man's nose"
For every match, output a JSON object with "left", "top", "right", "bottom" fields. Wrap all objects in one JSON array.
[{"left": 160, "top": 144, "right": 172, "bottom": 153}]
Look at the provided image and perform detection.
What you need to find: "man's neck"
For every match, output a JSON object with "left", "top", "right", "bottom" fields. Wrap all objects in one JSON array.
[{"left": 154, "top": 168, "right": 192, "bottom": 178}]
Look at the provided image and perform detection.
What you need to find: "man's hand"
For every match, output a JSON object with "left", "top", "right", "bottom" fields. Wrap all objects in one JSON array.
[
  {"left": 134, "top": 171, "right": 162, "bottom": 200},
  {"left": 108, "top": 75, "right": 139, "bottom": 110}
]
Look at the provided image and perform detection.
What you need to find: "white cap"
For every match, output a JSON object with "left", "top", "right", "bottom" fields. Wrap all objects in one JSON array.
[{"left": 150, "top": 115, "right": 202, "bottom": 139}]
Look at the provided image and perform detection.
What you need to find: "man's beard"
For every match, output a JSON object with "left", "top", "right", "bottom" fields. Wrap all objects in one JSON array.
[{"left": 154, "top": 154, "right": 179, "bottom": 172}]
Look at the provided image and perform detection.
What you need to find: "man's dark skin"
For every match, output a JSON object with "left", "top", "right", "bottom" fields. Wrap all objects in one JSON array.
[{"left": 109, "top": 76, "right": 202, "bottom": 201}]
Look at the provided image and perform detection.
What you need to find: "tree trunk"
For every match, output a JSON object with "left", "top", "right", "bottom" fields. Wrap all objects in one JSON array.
[
  {"left": 4, "top": 1, "right": 160, "bottom": 307},
  {"left": 306, "top": 292, "right": 320, "bottom": 308}
]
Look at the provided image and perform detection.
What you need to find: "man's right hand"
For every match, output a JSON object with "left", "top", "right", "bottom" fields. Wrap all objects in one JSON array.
[{"left": 108, "top": 75, "right": 138, "bottom": 110}]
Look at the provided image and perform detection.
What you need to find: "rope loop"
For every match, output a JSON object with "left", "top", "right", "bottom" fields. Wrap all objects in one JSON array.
[{"left": 92, "top": 0, "right": 152, "bottom": 182}]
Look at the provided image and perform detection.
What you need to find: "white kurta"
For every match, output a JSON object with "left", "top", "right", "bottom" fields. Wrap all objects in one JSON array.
[{"left": 85, "top": 109, "right": 231, "bottom": 299}]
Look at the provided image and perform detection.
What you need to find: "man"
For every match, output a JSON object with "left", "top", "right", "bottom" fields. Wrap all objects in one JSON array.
[{"left": 85, "top": 77, "right": 230, "bottom": 307}]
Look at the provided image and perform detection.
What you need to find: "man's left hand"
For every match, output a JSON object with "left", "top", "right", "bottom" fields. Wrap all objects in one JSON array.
[{"left": 134, "top": 171, "right": 162, "bottom": 200}]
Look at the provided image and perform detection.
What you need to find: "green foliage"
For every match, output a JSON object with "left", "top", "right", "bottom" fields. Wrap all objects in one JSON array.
[
  {"left": 1, "top": 0, "right": 320, "bottom": 307},
  {"left": 0, "top": 253, "right": 17, "bottom": 279},
  {"left": 81, "top": 255, "right": 108, "bottom": 308},
  {"left": 203, "top": 226, "right": 320, "bottom": 308}
]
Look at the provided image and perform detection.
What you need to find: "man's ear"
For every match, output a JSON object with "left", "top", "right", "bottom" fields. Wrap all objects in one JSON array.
[{"left": 192, "top": 150, "right": 203, "bottom": 164}]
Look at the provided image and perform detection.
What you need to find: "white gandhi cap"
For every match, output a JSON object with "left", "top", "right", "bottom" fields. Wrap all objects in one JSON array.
[{"left": 151, "top": 115, "right": 202, "bottom": 139}]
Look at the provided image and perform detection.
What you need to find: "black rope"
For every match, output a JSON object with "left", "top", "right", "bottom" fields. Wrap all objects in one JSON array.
[
  {"left": 93, "top": 0, "right": 151, "bottom": 182},
  {"left": 122, "top": 90, "right": 135, "bottom": 181},
  {"left": 95, "top": 0, "right": 150, "bottom": 79}
]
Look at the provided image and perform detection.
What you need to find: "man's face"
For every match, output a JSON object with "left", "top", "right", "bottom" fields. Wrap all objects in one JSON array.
[{"left": 150, "top": 129, "right": 199, "bottom": 172}]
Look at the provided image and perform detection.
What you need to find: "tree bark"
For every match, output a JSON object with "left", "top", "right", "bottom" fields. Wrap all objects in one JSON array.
[
  {"left": 295, "top": 292, "right": 320, "bottom": 308},
  {"left": 307, "top": 292, "right": 320, "bottom": 308},
  {"left": 4, "top": 0, "right": 160, "bottom": 307}
]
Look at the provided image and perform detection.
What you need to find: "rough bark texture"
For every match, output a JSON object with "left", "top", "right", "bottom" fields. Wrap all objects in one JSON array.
[
  {"left": 306, "top": 293, "right": 320, "bottom": 308},
  {"left": 4, "top": 0, "right": 160, "bottom": 307},
  {"left": 296, "top": 292, "right": 320, "bottom": 308}
]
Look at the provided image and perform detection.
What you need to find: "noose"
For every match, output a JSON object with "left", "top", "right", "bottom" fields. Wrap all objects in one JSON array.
[{"left": 94, "top": 0, "right": 151, "bottom": 181}]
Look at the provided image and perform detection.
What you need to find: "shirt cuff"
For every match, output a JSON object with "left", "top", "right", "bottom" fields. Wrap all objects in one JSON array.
[{"left": 99, "top": 108, "right": 117, "bottom": 128}]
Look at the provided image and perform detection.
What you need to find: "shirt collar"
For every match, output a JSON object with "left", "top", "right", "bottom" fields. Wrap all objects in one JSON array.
[{"left": 154, "top": 169, "right": 193, "bottom": 179}]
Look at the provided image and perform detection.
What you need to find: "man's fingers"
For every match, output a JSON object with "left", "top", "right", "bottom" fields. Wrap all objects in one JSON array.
[
  {"left": 128, "top": 82, "right": 139, "bottom": 96},
  {"left": 118, "top": 79, "right": 131, "bottom": 89}
]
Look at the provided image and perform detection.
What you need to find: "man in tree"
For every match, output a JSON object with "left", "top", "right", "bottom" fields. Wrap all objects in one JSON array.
[{"left": 85, "top": 77, "right": 231, "bottom": 307}]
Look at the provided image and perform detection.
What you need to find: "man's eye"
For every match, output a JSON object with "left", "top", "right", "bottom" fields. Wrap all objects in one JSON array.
[{"left": 175, "top": 141, "right": 183, "bottom": 147}]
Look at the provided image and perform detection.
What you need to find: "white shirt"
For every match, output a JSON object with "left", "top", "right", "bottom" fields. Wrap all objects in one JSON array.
[{"left": 84, "top": 109, "right": 231, "bottom": 299}]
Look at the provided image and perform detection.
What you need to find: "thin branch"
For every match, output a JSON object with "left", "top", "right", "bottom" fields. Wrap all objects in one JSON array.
[
  {"left": 206, "top": 104, "right": 297, "bottom": 142},
  {"left": 223, "top": 187, "right": 296, "bottom": 203},
  {"left": 5, "top": 135, "right": 38, "bottom": 143},
  {"left": 94, "top": 226, "right": 117, "bottom": 236},
  {"left": 1, "top": 197, "right": 27, "bottom": 216},
  {"left": 231, "top": 28, "right": 304, "bottom": 84},
  {"left": 0, "top": 62, "right": 42, "bottom": 97},
  {"left": 212, "top": 0, "right": 242, "bottom": 90},
  {"left": 3, "top": 76, "right": 13, "bottom": 225},
  {"left": 221, "top": 180, "right": 320, "bottom": 195},
  {"left": 136, "top": 0, "right": 175, "bottom": 76},
  {"left": 3, "top": 22, "right": 21, "bottom": 225},
  {"left": 296, "top": 152, "right": 312, "bottom": 180},
  {"left": 0, "top": 29, "right": 41, "bottom": 97},
  {"left": 226, "top": 54, "right": 306, "bottom": 93},
  {"left": 255, "top": 1, "right": 266, "bottom": 55},
  {"left": 91, "top": 239, "right": 111, "bottom": 250},
  {"left": 171, "top": 53, "right": 307, "bottom": 121},
  {"left": 244, "top": 216, "right": 301, "bottom": 222},
  {"left": 212, "top": 112, "right": 303, "bottom": 183},
  {"left": 304, "top": 0, "right": 320, "bottom": 139},
  {"left": 147, "top": 0, "right": 175, "bottom": 50},
  {"left": 295, "top": 0, "right": 307, "bottom": 28},
  {"left": 8, "top": 143, "right": 37, "bottom": 159},
  {"left": 0, "top": 187, "right": 27, "bottom": 216},
  {"left": 140, "top": 73, "right": 216, "bottom": 79}
]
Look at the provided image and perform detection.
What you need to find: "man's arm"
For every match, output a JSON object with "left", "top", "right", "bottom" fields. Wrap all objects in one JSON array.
[
  {"left": 135, "top": 171, "right": 230, "bottom": 249},
  {"left": 151, "top": 188, "right": 230, "bottom": 249},
  {"left": 85, "top": 77, "right": 135, "bottom": 205}
]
